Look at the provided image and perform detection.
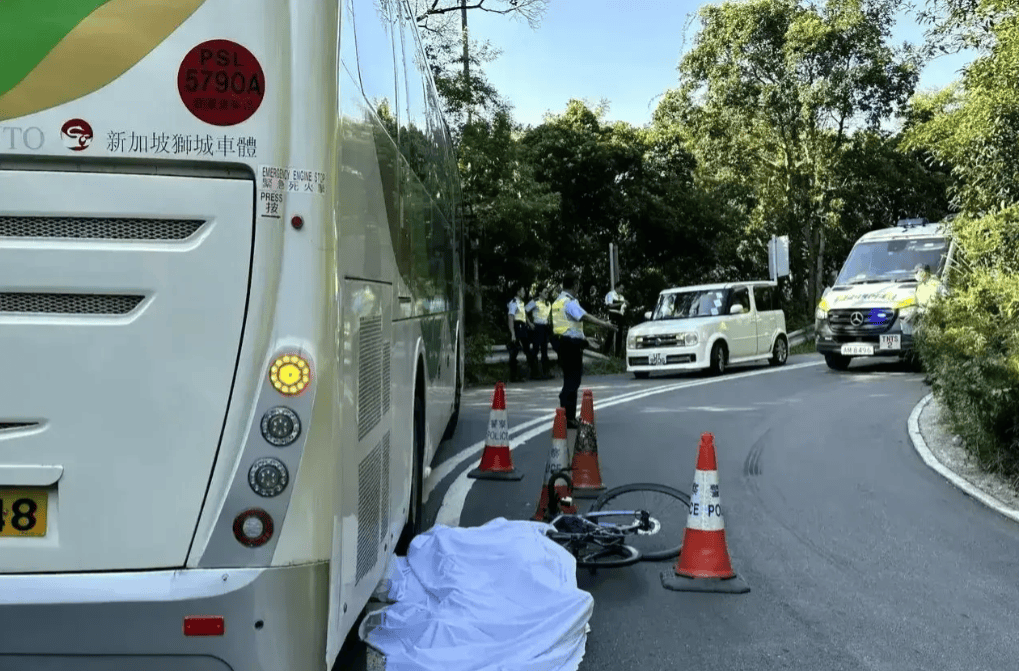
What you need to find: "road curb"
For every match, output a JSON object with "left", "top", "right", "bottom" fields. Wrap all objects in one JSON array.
[{"left": 908, "top": 392, "right": 1019, "bottom": 525}]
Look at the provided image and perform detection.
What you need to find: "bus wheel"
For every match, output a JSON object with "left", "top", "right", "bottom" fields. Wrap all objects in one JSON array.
[
  {"left": 395, "top": 378, "right": 426, "bottom": 556},
  {"left": 442, "top": 339, "right": 462, "bottom": 441}
]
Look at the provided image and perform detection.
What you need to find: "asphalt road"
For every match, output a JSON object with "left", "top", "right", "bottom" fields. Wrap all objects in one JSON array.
[{"left": 340, "top": 353, "right": 1019, "bottom": 670}]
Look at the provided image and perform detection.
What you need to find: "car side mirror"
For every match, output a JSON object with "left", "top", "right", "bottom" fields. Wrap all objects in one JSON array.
[
  {"left": 644, "top": 311, "right": 652, "bottom": 320},
  {"left": 729, "top": 304, "right": 745, "bottom": 315}
]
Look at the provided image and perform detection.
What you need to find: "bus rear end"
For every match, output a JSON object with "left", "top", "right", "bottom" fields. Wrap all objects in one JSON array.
[{"left": 1, "top": 2, "right": 341, "bottom": 669}]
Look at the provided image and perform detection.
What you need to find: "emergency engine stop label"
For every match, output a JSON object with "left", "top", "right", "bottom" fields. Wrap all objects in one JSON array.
[{"left": 177, "top": 40, "right": 264, "bottom": 126}]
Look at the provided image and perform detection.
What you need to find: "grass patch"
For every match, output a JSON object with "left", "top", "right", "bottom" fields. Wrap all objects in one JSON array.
[{"left": 790, "top": 340, "right": 816, "bottom": 356}]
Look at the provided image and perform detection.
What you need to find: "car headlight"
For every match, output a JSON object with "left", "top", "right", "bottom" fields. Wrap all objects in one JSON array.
[
  {"left": 683, "top": 332, "right": 697, "bottom": 346},
  {"left": 898, "top": 306, "right": 918, "bottom": 323},
  {"left": 627, "top": 334, "right": 638, "bottom": 348},
  {"left": 815, "top": 307, "right": 827, "bottom": 320}
]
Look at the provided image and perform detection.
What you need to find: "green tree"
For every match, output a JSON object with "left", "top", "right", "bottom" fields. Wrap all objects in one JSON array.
[
  {"left": 668, "top": 0, "right": 922, "bottom": 314},
  {"left": 903, "top": 0, "right": 1019, "bottom": 475}
]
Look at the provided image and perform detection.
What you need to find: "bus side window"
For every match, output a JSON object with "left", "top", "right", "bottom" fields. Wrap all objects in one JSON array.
[{"left": 351, "top": 0, "right": 398, "bottom": 122}]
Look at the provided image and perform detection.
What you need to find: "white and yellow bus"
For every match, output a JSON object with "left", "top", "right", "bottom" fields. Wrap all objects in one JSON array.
[{"left": 0, "top": 1, "right": 463, "bottom": 668}]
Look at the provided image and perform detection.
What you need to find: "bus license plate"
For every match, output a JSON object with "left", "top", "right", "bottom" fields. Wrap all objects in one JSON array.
[
  {"left": 0, "top": 488, "right": 47, "bottom": 537},
  {"left": 879, "top": 334, "right": 901, "bottom": 350},
  {"left": 649, "top": 352, "right": 667, "bottom": 366},
  {"left": 841, "top": 343, "right": 874, "bottom": 356}
]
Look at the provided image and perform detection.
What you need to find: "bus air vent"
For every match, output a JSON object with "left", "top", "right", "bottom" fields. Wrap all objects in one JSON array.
[
  {"left": 0, "top": 216, "right": 204, "bottom": 241},
  {"left": 0, "top": 292, "right": 144, "bottom": 315},
  {"left": 355, "top": 440, "right": 383, "bottom": 584}
]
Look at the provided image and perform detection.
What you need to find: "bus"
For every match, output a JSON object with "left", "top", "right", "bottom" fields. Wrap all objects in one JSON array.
[{"left": 0, "top": 1, "right": 463, "bottom": 669}]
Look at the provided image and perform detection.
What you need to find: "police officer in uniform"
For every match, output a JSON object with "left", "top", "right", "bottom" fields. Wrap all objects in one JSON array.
[
  {"left": 526, "top": 285, "right": 553, "bottom": 379},
  {"left": 913, "top": 263, "right": 947, "bottom": 384},
  {"left": 602, "top": 283, "right": 628, "bottom": 357},
  {"left": 551, "top": 275, "right": 616, "bottom": 428},
  {"left": 507, "top": 284, "right": 538, "bottom": 381}
]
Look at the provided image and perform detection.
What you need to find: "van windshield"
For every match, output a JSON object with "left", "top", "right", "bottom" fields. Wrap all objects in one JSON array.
[
  {"left": 652, "top": 289, "right": 729, "bottom": 319},
  {"left": 835, "top": 237, "right": 949, "bottom": 285}
]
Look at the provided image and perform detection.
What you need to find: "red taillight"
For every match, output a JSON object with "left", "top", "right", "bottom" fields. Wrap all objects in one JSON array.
[
  {"left": 233, "top": 508, "right": 274, "bottom": 547},
  {"left": 184, "top": 616, "right": 225, "bottom": 636}
]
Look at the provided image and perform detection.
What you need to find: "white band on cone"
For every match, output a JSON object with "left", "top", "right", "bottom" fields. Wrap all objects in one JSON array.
[
  {"left": 686, "top": 467, "right": 725, "bottom": 532},
  {"left": 543, "top": 437, "right": 570, "bottom": 480},
  {"left": 486, "top": 409, "right": 509, "bottom": 446}
]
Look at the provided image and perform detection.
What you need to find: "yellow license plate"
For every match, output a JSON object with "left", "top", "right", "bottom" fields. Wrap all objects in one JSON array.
[{"left": 0, "top": 488, "right": 48, "bottom": 537}]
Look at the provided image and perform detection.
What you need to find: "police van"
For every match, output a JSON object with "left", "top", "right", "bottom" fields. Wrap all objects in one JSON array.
[{"left": 815, "top": 218, "right": 956, "bottom": 371}]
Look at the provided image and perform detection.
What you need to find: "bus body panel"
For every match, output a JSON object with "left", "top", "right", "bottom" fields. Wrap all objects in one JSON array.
[
  {"left": 0, "top": 170, "right": 253, "bottom": 572},
  {"left": 0, "top": 0, "right": 463, "bottom": 665}
]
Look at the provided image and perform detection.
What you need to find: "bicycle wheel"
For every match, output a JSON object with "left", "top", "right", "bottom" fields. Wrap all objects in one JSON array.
[
  {"left": 574, "top": 541, "right": 642, "bottom": 569},
  {"left": 591, "top": 483, "right": 690, "bottom": 561}
]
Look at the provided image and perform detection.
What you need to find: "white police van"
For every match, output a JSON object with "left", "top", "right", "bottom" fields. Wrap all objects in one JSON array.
[{"left": 815, "top": 218, "right": 957, "bottom": 370}]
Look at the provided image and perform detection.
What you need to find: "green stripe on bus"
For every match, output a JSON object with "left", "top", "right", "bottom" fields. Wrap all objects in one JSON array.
[{"left": 0, "top": 0, "right": 111, "bottom": 97}]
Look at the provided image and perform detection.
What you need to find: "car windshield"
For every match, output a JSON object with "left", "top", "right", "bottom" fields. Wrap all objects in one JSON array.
[
  {"left": 652, "top": 289, "right": 728, "bottom": 320},
  {"left": 835, "top": 237, "right": 949, "bottom": 285}
]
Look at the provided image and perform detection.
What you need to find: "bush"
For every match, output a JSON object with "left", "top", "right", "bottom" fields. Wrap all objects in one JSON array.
[
  {"left": 917, "top": 266, "right": 1019, "bottom": 481},
  {"left": 465, "top": 331, "right": 497, "bottom": 385}
]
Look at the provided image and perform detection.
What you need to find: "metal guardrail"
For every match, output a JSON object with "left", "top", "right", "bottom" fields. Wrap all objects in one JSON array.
[{"left": 482, "top": 326, "right": 815, "bottom": 365}]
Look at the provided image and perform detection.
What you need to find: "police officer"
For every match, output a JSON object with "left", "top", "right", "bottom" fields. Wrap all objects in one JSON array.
[
  {"left": 914, "top": 263, "right": 946, "bottom": 310},
  {"left": 603, "top": 282, "right": 628, "bottom": 357},
  {"left": 507, "top": 284, "right": 538, "bottom": 381},
  {"left": 526, "top": 285, "right": 553, "bottom": 379},
  {"left": 551, "top": 275, "right": 616, "bottom": 428},
  {"left": 913, "top": 263, "right": 947, "bottom": 384}
]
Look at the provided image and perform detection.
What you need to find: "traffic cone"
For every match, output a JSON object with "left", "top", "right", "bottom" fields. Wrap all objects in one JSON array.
[
  {"left": 570, "top": 389, "right": 606, "bottom": 498},
  {"left": 468, "top": 382, "right": 523, "bottom": 481},
  {"left": 661, "top": 433, "right": 750, "bottom": 594},
  {"left": 533, "top": 408, "right": 578, "bottom": 521}
]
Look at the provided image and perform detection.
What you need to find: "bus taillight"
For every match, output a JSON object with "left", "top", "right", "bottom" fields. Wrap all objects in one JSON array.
[{"left": 233, "top": 508, "right": 273, "bottom": 547}]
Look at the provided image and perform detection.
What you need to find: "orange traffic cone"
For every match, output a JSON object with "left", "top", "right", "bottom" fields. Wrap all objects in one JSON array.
[
  {"left": 661, "top": 433, "right": 749, "bottom": 594},
  {"left": 570, "top": 389, "right": 606, "bottom": 498},
  {"left": 468, "top": 382, "right": 523, "bottom": 481},
  {"left": 533, "top": 408, "right": 578, "bottom": 521}
]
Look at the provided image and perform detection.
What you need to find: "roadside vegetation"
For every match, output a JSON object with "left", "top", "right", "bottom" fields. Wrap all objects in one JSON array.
[{"left": 413, "top": 0, "right": 1017, "bottom": 476}]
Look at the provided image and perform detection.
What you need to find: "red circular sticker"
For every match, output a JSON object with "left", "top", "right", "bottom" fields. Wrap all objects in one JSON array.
[{"left": 177, "top": 40, "right": 265, "bottom": 126}]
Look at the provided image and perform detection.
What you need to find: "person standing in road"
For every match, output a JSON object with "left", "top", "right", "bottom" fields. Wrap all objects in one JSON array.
[
  {"left": 551, "top": 275, "right": 616, "bottom": 428},
  {"left": 602, "top": 282, "right": 628, "bottom": 357},
  {"left": 507, "top": 284, "right": 538, "bottom": 382},
  {"left": 526, "top": 285, "right": 553, "bottom": 379}
]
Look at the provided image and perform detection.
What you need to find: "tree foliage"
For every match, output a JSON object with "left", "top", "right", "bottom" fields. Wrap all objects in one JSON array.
[
  {"left": 905, "top": 0, "right": 1019, "bottom": 476},
  {"left": 665, "top": 0, "right": 925, "bottom": 315}
]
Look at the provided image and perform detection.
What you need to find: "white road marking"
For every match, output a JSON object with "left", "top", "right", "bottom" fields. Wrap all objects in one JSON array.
[
  {"left": 908, "top": 393, "right": 1019, "bottom": 525},
  {"left": 428, "top": 360, "right": 824, "bottom": 526}
]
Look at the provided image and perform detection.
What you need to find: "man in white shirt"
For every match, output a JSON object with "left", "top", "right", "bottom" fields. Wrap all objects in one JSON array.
[
  {"left": 506, "top": 284, "right": 538, "bottom": 381},
  {"left": 551, "top": 275, "right": 616, "bottom": 428},
  {"left": 602, "top": 283, "right": 628, "bottom": 357}
]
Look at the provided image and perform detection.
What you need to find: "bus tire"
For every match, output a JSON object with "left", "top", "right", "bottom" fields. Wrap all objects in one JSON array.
[
  {"left": 395, "top": 367, "right": 426, "bottom": 556},
  {"left": 442, "top": 336, "right": 462, "bottom": 441}
]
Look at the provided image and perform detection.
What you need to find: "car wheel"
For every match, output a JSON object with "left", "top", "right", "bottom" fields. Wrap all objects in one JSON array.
[
  {"left": 709, "top": 341, "right": 727, "bottom": 376},
  {"left": 824, "top": 353, "right": 851, "bottom": 371},
  {"left": 769, "top": 335, "right": 788, "bottom": 366},
  {"left": 633, "top": 371, "right": 650, "bottom": 379}
]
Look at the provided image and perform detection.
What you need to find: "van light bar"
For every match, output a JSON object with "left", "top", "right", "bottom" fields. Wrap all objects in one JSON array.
[
  {"left": 269, "top": 354, "right": 311, "bottom": 396},
  {"left": 184, "top": 616, "right": 225, "bottom": 636}
]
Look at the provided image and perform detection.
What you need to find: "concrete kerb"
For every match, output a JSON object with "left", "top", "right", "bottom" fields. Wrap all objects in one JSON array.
[{"left": 908, "top": 392, "right": 1019, "bottom": 525}]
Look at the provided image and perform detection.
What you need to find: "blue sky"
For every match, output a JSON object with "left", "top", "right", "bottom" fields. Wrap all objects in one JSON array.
[{"left": 468, "top": 0, "right": 976, "bottom": 128}]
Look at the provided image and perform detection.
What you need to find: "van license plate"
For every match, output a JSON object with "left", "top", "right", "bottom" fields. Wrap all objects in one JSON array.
[
  {"left": 841, "top": 344, "right": 874, "bottom": 356},
  {"left": 649, "top": 352, "right": 667, "bottom": 365},
  {"left": 879, "top": 334, "right": 901, "bottom": 350},
  {"left": 0, "top": 488, "right": 48, "bottom": 537}
]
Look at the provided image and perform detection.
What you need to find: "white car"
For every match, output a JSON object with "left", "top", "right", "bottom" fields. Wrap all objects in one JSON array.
[{"left": 626, "top": 281, "right": 789, "bottom": 378}]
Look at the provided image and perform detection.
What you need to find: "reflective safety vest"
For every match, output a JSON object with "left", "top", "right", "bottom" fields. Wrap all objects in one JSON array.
[
  {"left": 551, "top": 291, "right": 585, "bottom": 339},
  {"left": 916, "top": 276, "right": 944, "bottom": 309},
  {"left": 509, "top": 298, "right": 527, "bottom": 323},
  {"left": 532, "top": 299, "right": 551, "bottom": 324}
]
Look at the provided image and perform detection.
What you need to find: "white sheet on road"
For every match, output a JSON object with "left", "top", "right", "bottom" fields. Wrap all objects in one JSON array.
[{"left": 359, "top": 517, "right": 594, "bottom": 671}]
